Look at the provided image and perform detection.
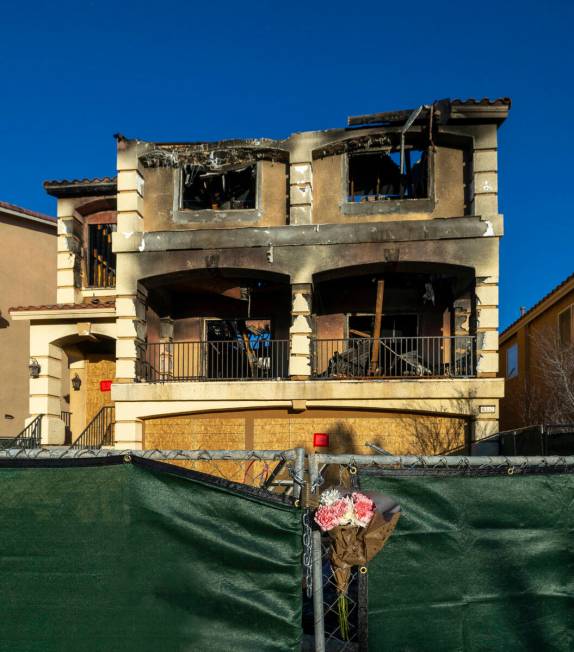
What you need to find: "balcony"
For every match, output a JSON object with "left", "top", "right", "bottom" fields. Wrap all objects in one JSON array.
[
  {"left": 312, "top": 336, "right": 475, "bottom": 379},
  {"left": 135, "top": 335, "right": 475, "bottom": 383},
  {"left": 137, "top": 339, "right": 290, "bottom": 382}
]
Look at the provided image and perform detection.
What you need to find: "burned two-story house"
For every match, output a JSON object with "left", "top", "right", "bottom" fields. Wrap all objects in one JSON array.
[{"left": 11, "top": 98, "right": 509, "bottom": 454}]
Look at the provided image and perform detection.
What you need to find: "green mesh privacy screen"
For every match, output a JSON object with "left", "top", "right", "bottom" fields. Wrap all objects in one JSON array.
[
  {"left": 361, "top": 470, "right": 574, "bottom": 651},
  {"left": 0, "top": 457, "right": 302, "bottom": 651}
]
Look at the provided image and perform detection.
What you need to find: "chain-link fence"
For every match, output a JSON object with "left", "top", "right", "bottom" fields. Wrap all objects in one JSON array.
[
  {"left": 3, "top": 446, "right": 574, "bottom": 650},
  {"left": 0, "top": 447, "right": 305, "bottom": 500},
  {"left": 308, "top": 453, "right": 574, "bottom": 652}
]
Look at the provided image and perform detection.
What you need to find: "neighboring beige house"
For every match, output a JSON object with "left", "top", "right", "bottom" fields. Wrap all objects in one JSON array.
[
  {"left": 499, "top": 272, "right": 574, "bottom": 430},
  {"left": 0, "top": 201, "right": 57, "bottom": 437},
  {"left": 12, "top": 98, "right": 509, "bottom": 453}
]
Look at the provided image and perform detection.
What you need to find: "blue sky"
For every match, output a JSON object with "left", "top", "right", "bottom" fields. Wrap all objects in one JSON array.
[{"left": 1, "top": 0, "right": 572, "bottom": 328}]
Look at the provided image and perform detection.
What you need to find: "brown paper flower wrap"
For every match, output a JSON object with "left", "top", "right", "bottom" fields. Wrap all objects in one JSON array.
[
  {"left": 329, "top": 510, "right": 401, "bottom": 595},
  {"left": 314, "top": 487, "right": 401, "bottom": 640}
]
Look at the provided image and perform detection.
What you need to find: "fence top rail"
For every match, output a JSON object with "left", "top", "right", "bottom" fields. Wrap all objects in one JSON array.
[
  {"left": 310, "top": 453, "right": 574, "bottom": 468},
  {"left": 0, "top": 447, "right": 302, "bottom": 461}
]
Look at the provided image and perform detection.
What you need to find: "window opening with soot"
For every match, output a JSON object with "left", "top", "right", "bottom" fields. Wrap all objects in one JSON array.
[
  {"left": 348, "top": 149, "right": 429, "bottom": 202},
  {"left": 182, "top": 164, "right": 256, "bottom": 210}
]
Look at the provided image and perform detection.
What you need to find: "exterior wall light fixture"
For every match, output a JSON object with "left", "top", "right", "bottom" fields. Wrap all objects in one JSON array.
[
  {"left": 29, "top": 359, "right": 41, "bottom": 378},
  {"left": 72, "top": 374, "right": 82, "bottom": 391}
]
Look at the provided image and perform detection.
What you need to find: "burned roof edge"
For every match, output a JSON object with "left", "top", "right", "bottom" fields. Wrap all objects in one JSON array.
[{"left": 348, "top": 97, "right": 511, "bottom": 128}]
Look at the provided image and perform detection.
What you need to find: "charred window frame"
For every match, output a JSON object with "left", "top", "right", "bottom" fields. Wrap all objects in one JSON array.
[
  {"left": 180, "top": 164, "right": 257, "bottom": 211},
  {"left": 84, "top": 214, "right": 117, "bottom": 288},
  {"left": 347, "top": 147, "right": 430, "bottom": 203}
]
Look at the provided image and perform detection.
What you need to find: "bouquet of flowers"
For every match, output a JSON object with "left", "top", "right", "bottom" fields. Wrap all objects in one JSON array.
[{"left": 314, "top": 488, "right": 400, "bottom": 639}]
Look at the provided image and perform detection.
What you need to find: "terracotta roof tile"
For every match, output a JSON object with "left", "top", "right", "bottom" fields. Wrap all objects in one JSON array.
[
  {"left": 10, "top": 300, "right": 115, "bottom": 313},
  {"left": 43, "top": 176, "right": 117, "bottom": 187},
  {"left": 44, "top": 177, "right": 117, "bottom": 199},
  {"left": 451, "top": 97, "right": 512, "bottom": 107},
  {"left": 0, "top": 200, "right": 56, "bottom": 224}
]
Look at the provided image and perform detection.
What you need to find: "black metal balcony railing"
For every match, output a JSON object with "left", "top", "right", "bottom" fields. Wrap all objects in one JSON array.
[
  {"left": 137, "top": 340, "right": 290, "bottom": 382},
  {"left": 312, "top": 336, "right": 476, "bottom": 379}
]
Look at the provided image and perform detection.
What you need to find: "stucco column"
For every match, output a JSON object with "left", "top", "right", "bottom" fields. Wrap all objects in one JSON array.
[
  {"left": 112, "top": 137, "right": 149, "bottom": 449},
  {"left": 28, "top": 337, "right": 65, "bottom": 445},
  {"left": 470, "top": 124, "right": 499, "bottom": 219},
  {"left": 470, "top": 415, "right": 498, "bottom": 443},
  {"left": 289, "top": 161, "right": 313, "bottom": 225},
  {"left": 289, "top": 283, "right": 313, "bottom": 379},
  {"left": 114, "top": 285, "right": 146, "bottom": 449},
  {"left": 56, "top": 199, "right": 83, "bottom": 304},
  {"left": 475, "top": 280, "right": 499, "bottom": 378}
]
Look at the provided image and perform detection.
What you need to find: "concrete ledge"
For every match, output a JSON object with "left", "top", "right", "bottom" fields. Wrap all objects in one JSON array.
[
  {"left": 112, "top": 377, "right": 504, "bottom": 403},
  {"left": 113, "top": 214, "right": 503, "bottom": 253}
]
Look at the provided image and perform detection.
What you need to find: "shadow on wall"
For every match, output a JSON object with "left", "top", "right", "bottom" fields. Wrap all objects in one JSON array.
[
  {"left": 321, "top": 421, "right": 361, "bottom": 489},
  {"left": 327, "top": 421, "right": 362, "bottom": 455}
]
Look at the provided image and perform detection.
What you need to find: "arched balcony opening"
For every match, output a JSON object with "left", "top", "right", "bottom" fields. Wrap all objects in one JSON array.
[
  {"left": 138, "top": 268, "right": 291, "bottom": 381},
  {"left": 312, "top": 262, "right": 476, "bottom": 379}
]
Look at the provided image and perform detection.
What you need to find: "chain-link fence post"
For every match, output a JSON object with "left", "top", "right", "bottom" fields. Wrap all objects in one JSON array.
[
  {"left": 309, "top": 453, "right": 326, "bottom": 652},
  {"left": 294, "top": 447, "right": 305, "bottom": 502}
]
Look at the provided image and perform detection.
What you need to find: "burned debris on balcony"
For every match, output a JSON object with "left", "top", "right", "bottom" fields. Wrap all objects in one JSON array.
[{"left": 313, "top": 269, "right": 476, "bottom": 379}]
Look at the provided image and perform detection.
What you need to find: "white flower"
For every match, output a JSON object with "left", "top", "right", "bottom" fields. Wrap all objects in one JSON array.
[{"left": 320, "top": 488, "right": 342, "bottom": 506}]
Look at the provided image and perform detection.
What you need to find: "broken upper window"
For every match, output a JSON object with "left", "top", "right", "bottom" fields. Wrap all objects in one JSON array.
[
  {"left": 87, "top": 223, "right": 116, "bottom": 287},
  {"left": 348, "top": 149, "right": 429, "bottom": 202},
  {"left": 181, "top": 164, "right": 256, "bottom": 210}
]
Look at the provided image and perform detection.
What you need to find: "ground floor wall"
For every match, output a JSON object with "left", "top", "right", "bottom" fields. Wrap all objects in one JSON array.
[
  {"left": 143, "top": 407, "right": 470, "bottom": 456},
  {"left": 112, "top": 377, "right": 503, "bottom": 450}
]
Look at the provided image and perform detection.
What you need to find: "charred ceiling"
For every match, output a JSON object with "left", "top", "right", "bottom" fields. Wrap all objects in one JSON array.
[{"left": 140, "top": 141, "right": 289, "bottom": 170}]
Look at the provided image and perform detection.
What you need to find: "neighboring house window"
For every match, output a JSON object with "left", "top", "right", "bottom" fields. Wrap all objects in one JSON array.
[
  {"left": 506, "top": 343, "right": 518, "bottom": 379},
  {"left": 348, "top": 149, "right": 429, "bottom": 202},
  {"left": 558, "top": 305, "right": 573, "bottom": 346},
  {"left": 88, "top": 223, "right": 116, "bottom": 287},
  {"left": 181, "top": 164, "right": 256, "bottom": 210}
]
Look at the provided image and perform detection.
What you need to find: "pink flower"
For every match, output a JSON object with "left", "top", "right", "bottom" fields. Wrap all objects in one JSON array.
[
  {"left": 331, "top": 497, "right": 352, "bottom": 522},
  {"left": 352, "top": 492, "right": 375, "bottom": 527},
  {"left": 314, "top": 504, "right": 339, "bottom": 531},
  {"left": 315, "top": 497, "right": 354, "bottom": 531}
]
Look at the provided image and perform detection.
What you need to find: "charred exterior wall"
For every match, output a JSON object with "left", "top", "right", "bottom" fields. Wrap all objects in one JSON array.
[
  {"left": 142, "top": 161, "right": 288, "bottom": 231},
  {"left": 312, "top": 145, "right": 464, "bottom": 223}
]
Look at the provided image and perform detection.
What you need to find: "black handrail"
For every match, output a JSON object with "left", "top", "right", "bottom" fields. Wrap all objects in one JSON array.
[
  {"left": 0, "top": 415, "right": 43, "bottom": 450},
  {"left": 137, "top": 339, "right": 290, "bottom": 382},
  {"left": 312, "top": 336, "right": 476, "bottom": 379},
  {"left": 71, "top": 406, "right": 115, "bottom": 449}
]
